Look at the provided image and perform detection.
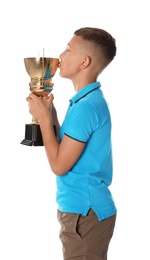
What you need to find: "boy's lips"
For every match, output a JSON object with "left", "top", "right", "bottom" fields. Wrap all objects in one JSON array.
[{"left": 57, "top": 60, "right": 61, "bottom": 67}]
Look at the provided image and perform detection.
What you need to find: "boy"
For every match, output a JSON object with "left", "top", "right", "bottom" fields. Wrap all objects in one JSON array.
[{"left": 27, "top": 27, "right": 117, "bottom": 260}]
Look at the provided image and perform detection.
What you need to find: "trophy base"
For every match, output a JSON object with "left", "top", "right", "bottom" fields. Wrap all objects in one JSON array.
[
  {"left": 20, "top": 124, "right": 57, "bottom": 146},
  {"left": 20, "top": 124, "right": 43, "bottom": 146}
]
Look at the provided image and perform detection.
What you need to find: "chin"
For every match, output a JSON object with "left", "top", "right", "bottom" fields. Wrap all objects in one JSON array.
[{"left": 59, "top": 72, "right": 67, "bottom": 78}]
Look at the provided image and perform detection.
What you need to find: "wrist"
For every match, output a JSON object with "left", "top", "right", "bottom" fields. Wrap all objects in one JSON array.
[{"left": 39, "top": 112, "right": 52, "bottom": 126}]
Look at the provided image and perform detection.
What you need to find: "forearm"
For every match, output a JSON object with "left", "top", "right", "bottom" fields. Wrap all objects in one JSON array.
[
  {"left": 39, "top": 115, "right": 60, "bottom": 174},
  {"left": 39, "top": 113, "right": 86, "bottom": 176}
]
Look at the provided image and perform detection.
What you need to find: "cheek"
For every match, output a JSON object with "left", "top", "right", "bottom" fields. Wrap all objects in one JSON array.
[
  {"left": 61, "top": 63, "right": 78, "bottom": 78},
  {"left": 60, "top": 55, "right": 80, "bottom": 78}
]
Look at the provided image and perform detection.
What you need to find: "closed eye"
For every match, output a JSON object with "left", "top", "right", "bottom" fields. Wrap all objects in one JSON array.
[{"left": 66, "top": 44, "right": 70, "bottom": 52}]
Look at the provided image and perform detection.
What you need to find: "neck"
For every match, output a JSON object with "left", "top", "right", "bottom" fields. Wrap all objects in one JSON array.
[{"left": 72, "top": 76, "right": 97, "bottom": 93}]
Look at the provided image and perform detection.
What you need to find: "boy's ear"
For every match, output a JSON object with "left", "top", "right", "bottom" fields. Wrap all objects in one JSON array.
[{"left": 80, "top": 55, "right": 91, "bottom": 69}]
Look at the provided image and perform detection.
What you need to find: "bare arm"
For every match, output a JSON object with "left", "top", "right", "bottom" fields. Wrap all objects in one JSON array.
[{"left": 26, "top": 93, "right": 85, "bottom": 176}]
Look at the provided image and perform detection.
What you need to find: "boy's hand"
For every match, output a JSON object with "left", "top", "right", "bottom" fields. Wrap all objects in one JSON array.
[{"left": 26, "top": 93, "right": 54, "bottom": 122}]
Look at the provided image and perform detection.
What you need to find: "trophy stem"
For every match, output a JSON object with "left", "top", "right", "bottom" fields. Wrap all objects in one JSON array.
[{"left": 32, "top": 116, "right": 39, "bottom": 124}]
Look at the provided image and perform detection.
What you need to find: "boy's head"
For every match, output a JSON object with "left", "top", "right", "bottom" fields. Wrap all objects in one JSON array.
[
  {"left": 74, "top": 27, "right": 116, "bottom": 73},
  {"left": 59, "top": 27, "right": 116, "bottom": 82}
]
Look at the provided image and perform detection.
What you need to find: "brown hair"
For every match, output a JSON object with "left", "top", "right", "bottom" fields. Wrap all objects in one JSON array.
[{"left": 74, "top": 27, "right": 116, "bottom": 67}]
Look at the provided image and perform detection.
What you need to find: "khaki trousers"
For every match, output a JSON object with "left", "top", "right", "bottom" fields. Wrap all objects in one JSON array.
[{"left": 57, "top": 209, "right": 116, "bottom": 260}]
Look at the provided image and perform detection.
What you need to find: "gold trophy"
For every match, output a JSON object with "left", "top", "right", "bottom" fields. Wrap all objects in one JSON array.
[{"left": 21, "top": 56, "right": 59, "bottom": 146}]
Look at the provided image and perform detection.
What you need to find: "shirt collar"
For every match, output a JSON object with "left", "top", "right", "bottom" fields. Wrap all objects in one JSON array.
[{"left": 69, "top": 82, "right": 101, "bottom": 106}]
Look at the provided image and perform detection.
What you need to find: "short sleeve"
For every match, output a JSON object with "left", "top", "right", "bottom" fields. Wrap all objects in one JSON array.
[{"left": 64, "top": 101, "right": 99, "bottom": 142}]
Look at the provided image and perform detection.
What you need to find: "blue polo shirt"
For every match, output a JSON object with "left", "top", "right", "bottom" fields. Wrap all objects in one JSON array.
[{"left": 56, "top": 82, "right": 117, "bottom": 221}]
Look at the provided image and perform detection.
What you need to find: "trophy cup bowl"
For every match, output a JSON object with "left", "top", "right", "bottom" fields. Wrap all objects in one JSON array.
[{"left": 20, "top": 57, "right": 59, "bottom": 146}]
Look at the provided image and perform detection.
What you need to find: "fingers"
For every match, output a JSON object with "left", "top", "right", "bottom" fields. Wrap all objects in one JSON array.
[
  {"left": 40, "top": 93, "right": 54, "bottom": 105},
  {"left": 43, "top": 93, "right": 54, "bottom": 101},
  {"left": 26, "top": 96, "right": 31, "bottom": 102},
  {"left": 26, "top": 93, "right": 37, "bottom": 101},
  {"left": 26, "top": 93, "right": 54, "bottom": 100},
  {"left": 26, "top": 93, "right": 54, "bottom": 109},
  {"left": 26, "top": 93, "right": 35, "bottom": 103}
]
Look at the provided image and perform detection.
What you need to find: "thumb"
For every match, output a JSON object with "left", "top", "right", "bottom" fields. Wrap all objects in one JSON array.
[
  {"left": 46, "top": 93, "right": 54, "bottom": 109},
  {"left": 47, "top": 93, "right": 54, "bottom": 103}
]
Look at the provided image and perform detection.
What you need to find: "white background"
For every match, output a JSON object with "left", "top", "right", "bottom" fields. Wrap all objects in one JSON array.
[{"left": 0, "top": 0, "right": 150, "bottom": 259}]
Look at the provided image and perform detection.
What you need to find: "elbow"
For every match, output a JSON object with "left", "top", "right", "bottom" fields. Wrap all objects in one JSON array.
[{"left": 50, "top": 164, "right": 67, "bottom": 176}]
